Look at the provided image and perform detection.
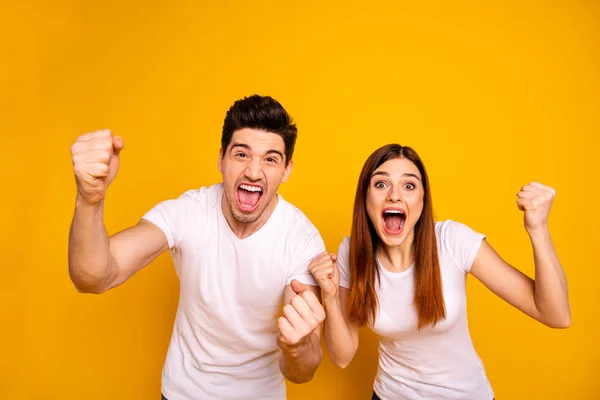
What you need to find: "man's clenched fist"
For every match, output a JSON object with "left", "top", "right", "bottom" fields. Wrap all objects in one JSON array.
[
  {"left": 277, "top": 280, "right": 325, "bottom": 348},
  {"left": 71, "top": 129, "right": 124, "bottom": 206}
]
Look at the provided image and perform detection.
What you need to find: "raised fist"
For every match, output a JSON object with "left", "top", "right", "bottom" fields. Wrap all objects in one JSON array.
[{"left": 71, "top": 129, "right": 124, "bottom": 205}]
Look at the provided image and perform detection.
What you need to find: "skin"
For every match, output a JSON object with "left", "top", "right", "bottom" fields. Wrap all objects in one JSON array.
[
  {"left": 309, "top": 157, "right": 571, "bottom": 369},
  {"left": 68, "top": 128, "right": 324, "bottom": 384}
]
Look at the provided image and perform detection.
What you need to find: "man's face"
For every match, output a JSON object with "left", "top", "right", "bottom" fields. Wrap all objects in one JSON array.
[{"left": 219, "top": 128, "right": 292, "bottom": 224}]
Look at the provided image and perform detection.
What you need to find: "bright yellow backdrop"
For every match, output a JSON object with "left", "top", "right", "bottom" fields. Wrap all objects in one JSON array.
[{"left": 1, "top": 1, "right": 598, "bottom": 399}]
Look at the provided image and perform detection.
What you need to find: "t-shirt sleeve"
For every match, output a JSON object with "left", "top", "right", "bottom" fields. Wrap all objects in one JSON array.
[
  {"left": 141, "top": 190, "right": 199, "bottom": 250},
  {"left": 337, "top": 237, "right": 351, "bottom": 289},
  {"left": 439, "top": 220, "right": 486, "bottom": 273},
  {"left": 286, "top": 230, "right": 326, "bottom": 286}
]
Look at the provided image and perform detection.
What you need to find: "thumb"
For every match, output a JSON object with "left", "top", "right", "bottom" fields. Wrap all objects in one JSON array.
[
  {"left": 290, "top": 279, "right": 307, "bottom": 294},
  {"left": 112, "top": 136, "right": 124, "bottom": 155}
]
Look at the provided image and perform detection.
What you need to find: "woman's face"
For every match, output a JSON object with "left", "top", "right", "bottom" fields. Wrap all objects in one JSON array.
[{"left": 366, "top": 157, "right": 425, "bottom": 248}]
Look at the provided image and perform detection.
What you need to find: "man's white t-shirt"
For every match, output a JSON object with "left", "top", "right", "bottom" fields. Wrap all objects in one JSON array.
[
  {"left": 142, "top": 183, "right": 325, "bottom": 400},
  {"left": 337, "top": 220, "right": 495, "bottom": 400}
]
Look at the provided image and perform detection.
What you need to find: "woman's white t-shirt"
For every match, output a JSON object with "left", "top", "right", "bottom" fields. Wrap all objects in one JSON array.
[{"left": 337, "top": 220, "right": 494, "bottom": 400}]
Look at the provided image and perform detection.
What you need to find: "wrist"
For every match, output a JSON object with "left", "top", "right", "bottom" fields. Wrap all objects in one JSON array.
[
  {"left": 278, "top": 334, "right": 314, "bottom": 356},
  {"left": 323, "top": 292, "right": 341, "bottom": 310},
  {"left": 75, "top": 194, "right": 104, "bottom": 210},
  {"left": 526, "top": 224, "right": 550, "bottom": 240}
]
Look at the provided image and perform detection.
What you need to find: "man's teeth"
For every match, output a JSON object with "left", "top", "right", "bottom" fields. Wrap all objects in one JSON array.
[{"left": 240, "top": 184, "right": 262, "bottom": 192}]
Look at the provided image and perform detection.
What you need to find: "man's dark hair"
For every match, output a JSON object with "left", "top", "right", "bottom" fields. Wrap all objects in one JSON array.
[{"left": 221, "top": 95, "right": 297, "bottom": 165}]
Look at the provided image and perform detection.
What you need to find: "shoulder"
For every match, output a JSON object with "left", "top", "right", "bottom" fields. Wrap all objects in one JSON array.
[
  {"left": 276, "top": 194, "right": 321, "bottom": 236},
  {"left": 435, "top": 219, "right": 484, "bottom": 243},
  {"left": 336, "top": 236, "right": 352, "bottom": 287},
  {"left": 181, "top": 183, "right": 220, "bottom": 201},
  {"left": 336, "top": 236, "right": 351, "bottom": 267},
  {"left": 435, "top": 219, "right": 486, "bottom": 273},
  {"left": 338, "top": 235, "right": 351, "bottom": 255},
  {"left": 172, "top": 183, "right": 221, "bottom": 209}
]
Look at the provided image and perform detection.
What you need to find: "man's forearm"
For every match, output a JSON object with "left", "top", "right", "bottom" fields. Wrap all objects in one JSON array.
[
  {"left": 68, "top": 198, "right": 115, "bottom": 293},
  {"left": 278, "top": 331, "right": 322, "bottom": 384}
]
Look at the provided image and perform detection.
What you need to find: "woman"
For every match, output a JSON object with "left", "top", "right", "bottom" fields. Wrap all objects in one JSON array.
[{"left": 309, "top": 144, "right": 570, "bottom": 400}]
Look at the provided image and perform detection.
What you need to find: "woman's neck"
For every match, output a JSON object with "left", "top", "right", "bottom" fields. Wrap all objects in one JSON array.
[{"left": 377, "top": 234, "right": 415, "bottom": 273}]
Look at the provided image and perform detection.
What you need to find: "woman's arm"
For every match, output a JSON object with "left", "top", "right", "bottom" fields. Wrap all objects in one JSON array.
[
  {"left": 470, "top": 182, "right": 570, "bottom": 328},
  {"left": 309, "top": 252, "right": 360, "bottom": 368}
]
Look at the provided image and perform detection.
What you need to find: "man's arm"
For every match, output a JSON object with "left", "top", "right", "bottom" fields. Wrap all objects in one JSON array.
[
  {"left": 69, "top": 208, "right": 168, "bottom": 293},
  {"left": 68, "top": 129, "right": 168, "bottom": 294},
  {"left": 276, "top": 280, "right": 324, "bottom": 384}
]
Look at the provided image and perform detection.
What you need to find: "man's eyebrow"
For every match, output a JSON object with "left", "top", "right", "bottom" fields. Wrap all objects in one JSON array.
[
  {"left": 230, "top": 143, "right": 251, "bottom": 152},
  {"left": 230, "top": 143, "right": 284, "bottom": 159},
  {"left": 265, "top": 149, "right": 284, "bottom": 159}
]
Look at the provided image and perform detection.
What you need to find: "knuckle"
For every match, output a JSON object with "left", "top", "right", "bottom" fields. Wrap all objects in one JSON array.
[
  {"left": 301, "top": 291, "right": 315, "bottom": 302},
  {"left": 317, "top": 311, "right": 326, "bottom": 323},
  {"left": 100, "top": 141, "right": 113, "bottom": 151},
  {"left": 290, "top": 296, "right": 302, "bottom": 308},
  {"left": 283, "top": 304, "right": 294, "bottom": 316},
  {"left": 277, "top": 316, "right": 286, "bottom": 329},
  {"left": 73, "top": 164, "right": 84, "bottom": 176},
  {"left": 299, "top": 325, "right": 310, "bottom": 337}
]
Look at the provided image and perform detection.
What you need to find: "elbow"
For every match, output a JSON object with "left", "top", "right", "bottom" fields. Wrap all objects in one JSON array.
[
  {"left": 285, "top": 373, "right": 315, "bottom": 385},
  {"left": 541, "top": 311, "right": 571, "bottom": 329},
  {"left": 331, "top": 351, "right": 356, "bottom": 369},
  {"left": 69, "top": 272, "right": 110, "bottom": 295},
  {"left": 547, "top": 315, "right": 571, "bottom": 329},
  {"left": 73, "top": 283, "right": 107, "bottom": 295}
]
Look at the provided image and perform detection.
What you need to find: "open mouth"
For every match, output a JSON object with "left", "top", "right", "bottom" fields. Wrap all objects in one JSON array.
[
  {"left": 236, "top": 183, "right": 263, "bottom": 212},
  {"left": 382, "top": 209, "right": 406, "bottom": 235}
]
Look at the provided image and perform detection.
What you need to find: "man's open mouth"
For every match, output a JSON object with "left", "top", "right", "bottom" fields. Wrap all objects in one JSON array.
[{"left": 236, "top": 183, "right": 263, "bottom": 212}]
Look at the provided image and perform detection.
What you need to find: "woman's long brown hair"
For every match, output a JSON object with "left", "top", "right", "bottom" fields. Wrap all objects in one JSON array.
[{"left": 348, "top": 144, "right": 445, "bottom": 329}]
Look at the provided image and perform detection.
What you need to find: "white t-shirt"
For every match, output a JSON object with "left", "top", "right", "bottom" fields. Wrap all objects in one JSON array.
[
  {"left": 142, "top": 183, "right": 325, "bottom": 400},
  {"left": 337, "top": 220, "right": 494, "bottom": 400}
]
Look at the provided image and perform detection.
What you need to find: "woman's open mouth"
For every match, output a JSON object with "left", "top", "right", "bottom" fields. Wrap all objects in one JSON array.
[{"left": 382, "top": 208, "right": 406, "bottom": 235}]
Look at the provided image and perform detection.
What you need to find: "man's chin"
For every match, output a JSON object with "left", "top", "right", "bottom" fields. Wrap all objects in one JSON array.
[{"left": 231, "top": 207, "right": 263, "bottom": 225}]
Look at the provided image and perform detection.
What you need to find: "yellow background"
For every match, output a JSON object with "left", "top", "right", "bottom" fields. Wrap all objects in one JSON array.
[{"left": 1, "top": 1, "right": 598, "bottom": 399}]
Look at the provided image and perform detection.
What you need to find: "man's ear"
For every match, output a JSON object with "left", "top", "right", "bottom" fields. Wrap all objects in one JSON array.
[
  {"left": 218, "top": 148, "right": 223, "bottom": 173},
  {"left": 282, "top": 159, "right": 293, "bottom": 183}
]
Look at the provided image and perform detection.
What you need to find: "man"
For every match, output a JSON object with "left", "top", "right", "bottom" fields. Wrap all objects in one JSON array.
[{"left": 68, "top": 95, "right": 326, "bottom": 400}]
